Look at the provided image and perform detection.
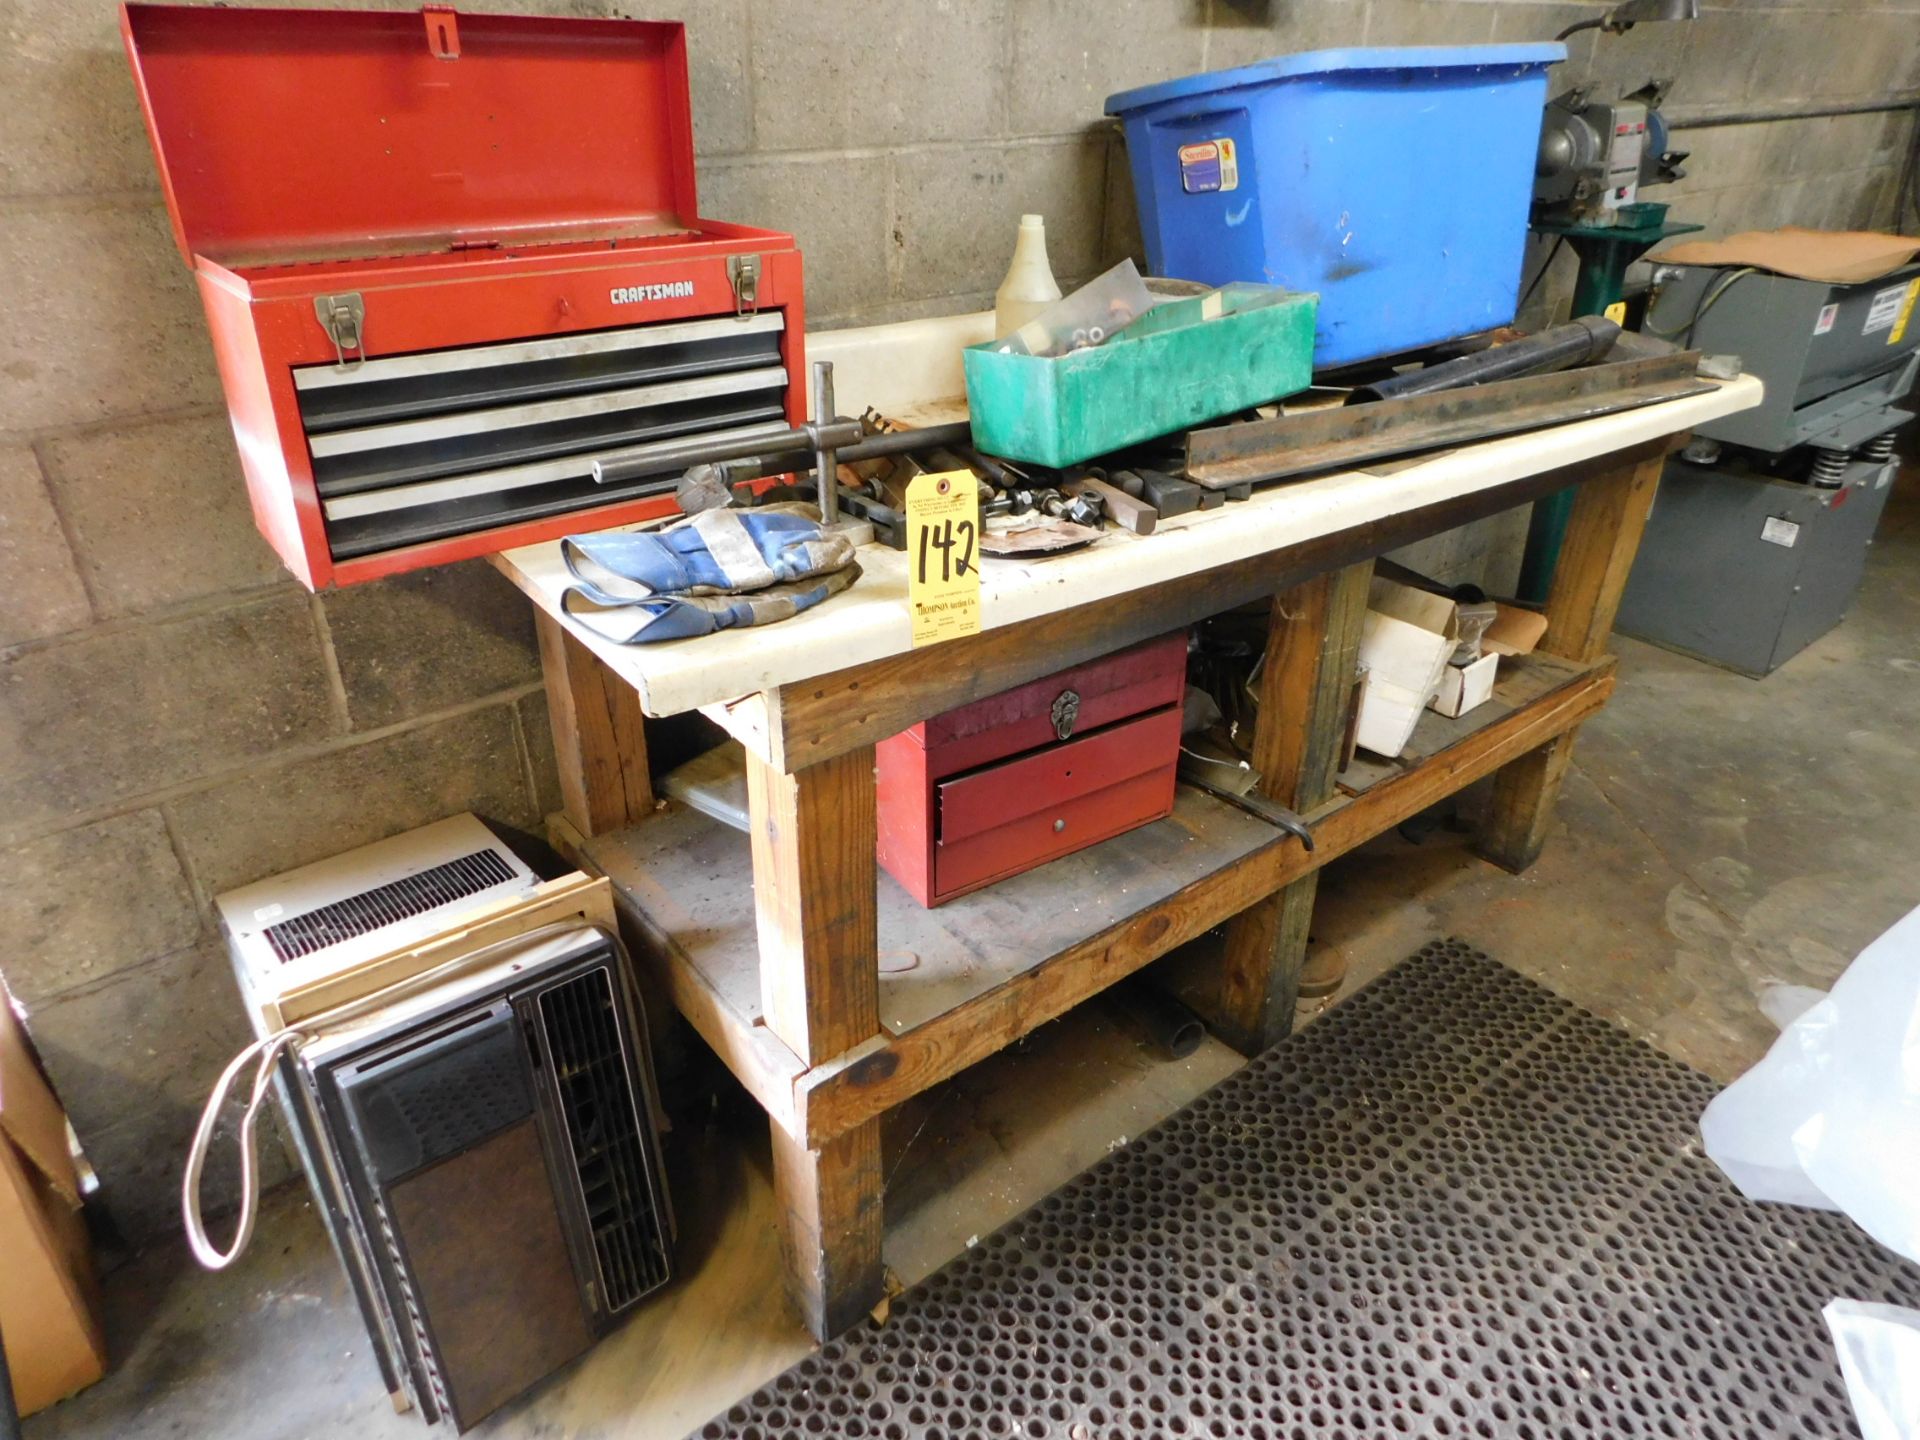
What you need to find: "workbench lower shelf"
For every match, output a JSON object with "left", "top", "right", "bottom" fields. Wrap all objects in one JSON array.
[{"left": 563, "top": 650, "right": 1613, "bottom": 1150}]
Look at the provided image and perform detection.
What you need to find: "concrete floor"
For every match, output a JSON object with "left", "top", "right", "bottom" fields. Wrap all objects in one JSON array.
[{"left": 26, "top": 476, "right": 1920, "bottom": 1440}]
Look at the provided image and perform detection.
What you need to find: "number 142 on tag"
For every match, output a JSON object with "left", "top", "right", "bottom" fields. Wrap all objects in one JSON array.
[{"left": 905, "top": 469, "right": 981, "bottom": 647}]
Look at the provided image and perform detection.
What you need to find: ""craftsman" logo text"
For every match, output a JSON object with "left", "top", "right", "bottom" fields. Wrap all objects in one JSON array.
[{"left": 610, "top": 281, "right": 696, "bottom": 305}]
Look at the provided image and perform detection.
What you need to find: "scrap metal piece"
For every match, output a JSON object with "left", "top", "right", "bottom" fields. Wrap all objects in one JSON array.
[
  {"left": 1185, "top": 351, "right": 1710, "bottom": 490},
  {"left": 1347, "top": 317, "right": 1620, "bottom": 404},
  {"left": 1179, "top": 773, "right": 1315, "bottom": 851},
  {"left": 1134, "top": 468, "right": 1203, "bottom": 517},
  {"left": 1062, "top": 475, "right": 1155, "bottom": 534}
]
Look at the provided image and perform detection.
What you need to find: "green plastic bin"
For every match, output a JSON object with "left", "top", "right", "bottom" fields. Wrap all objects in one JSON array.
[{"left": 962, "top": 283, "right": 1317, "bottom": 467}]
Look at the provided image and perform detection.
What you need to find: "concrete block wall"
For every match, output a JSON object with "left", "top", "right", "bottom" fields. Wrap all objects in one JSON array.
[{"left": 2, "top": 0, "right": 1915, "bottom": 1247}]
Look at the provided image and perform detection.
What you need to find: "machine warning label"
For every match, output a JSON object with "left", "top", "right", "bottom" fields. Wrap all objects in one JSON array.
[
  {"left": 1862, "top": 281, "right": 1910, "bottom": 336},
  {"left": 1179, "top": 139, "right": 1238, "bottom": 194},
  {"left": 610, "top": 280, "right": 696, "bottom": 306},
  {"left": 1760, "top": 516, "right": 1801, "bottom": 549},
  {"left": 1889, "top": 279, "right": 1920, "bottom": 345},
  {"left": 1814, "top": 303, "right": 1838, "bottom": 335}
]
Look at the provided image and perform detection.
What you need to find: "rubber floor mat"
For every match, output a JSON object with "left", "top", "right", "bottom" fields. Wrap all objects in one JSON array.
[{"left": 691, "top": 940, "right": 1920, "bottom": 1440}]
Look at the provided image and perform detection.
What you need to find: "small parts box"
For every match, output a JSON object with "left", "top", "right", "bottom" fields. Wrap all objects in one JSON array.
[{"left": 877, "top": 633, "right": 1188, "bottom": 908}]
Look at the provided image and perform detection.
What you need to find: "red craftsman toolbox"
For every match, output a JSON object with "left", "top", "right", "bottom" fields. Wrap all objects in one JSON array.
[
  {"left": 122, "top": 4, "right": 805, "bottom": 589},
  {"left": 877, "top": 632, "right": 1189, "bottom": 907}
]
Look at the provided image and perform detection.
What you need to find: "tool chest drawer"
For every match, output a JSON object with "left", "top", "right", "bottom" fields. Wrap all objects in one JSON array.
[{"left": 877, "top": 632, "right": 1188, "bottom": 907}]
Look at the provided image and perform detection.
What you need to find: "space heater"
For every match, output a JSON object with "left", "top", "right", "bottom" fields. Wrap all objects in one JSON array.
[
  {"left": 122, "top": 3, "right": 806, "bottom": 589},
  {"left": 205, "top": 816, "right": 673, "bottom": 1431}
]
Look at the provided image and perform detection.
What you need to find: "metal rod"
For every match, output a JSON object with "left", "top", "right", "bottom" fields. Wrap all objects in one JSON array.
[
  {"left": 813, "top": 359, "right": 839, "bottom": 526},
  {"left": 591, "top": 416, "right": 866, "bottom": 486},
  {"left": 695, "top": 421, "right": 980, "bottom": 488},
  {"left": 1667, "top": 92, "right": 1920, "bottom": 130},
  {"left": 1347, "top": 317, "right": 1620, "bottom": 405},
  {"left": 800, "top": 421, "right": 975, "bottom": 468}
]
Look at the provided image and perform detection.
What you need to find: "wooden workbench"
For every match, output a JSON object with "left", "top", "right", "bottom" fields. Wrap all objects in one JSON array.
[{"left": 493, "top": 368, "right": 1763, "bottom": 1342}]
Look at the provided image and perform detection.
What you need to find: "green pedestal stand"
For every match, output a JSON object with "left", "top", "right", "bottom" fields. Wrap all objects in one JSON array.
[{"left": 1514, "top": 214, "right": 1704, "bottom": 602}]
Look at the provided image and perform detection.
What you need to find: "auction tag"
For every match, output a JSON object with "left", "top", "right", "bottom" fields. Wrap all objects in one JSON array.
[
  {"left": 1603, "top": 301, "right": 1628, "bottom": 325},
  {"left": 906, "top": 469, "right": 980, "bottom": 647}
]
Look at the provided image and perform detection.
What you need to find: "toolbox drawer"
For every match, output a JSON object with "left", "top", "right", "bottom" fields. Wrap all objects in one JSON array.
[
  {"left": 932, "top": 708, "right": 1182, "bottom": 899},
  {"left": 876, "top": 632, "right": 1188, "bottom": 907},
  {"left": 915, "top": 631, "right": 1188, "bottom": 778}
]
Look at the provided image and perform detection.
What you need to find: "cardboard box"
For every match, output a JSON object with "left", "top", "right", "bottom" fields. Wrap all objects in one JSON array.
[
  {"left": 1355, "top": 578, "right": 1460, "bottom": 757},
  {"left": 0, "top": 987, "right": 106, "bottom": 1417},
  {"left": 1430, "top": 652, "right": 1499, "bottom": 718},
  {"left": 1356, "top": 578, "right": 1544, "bottom": 754}
]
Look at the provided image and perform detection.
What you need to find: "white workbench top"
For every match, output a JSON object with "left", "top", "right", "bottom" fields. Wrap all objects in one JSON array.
[{"left": 495, "top": 368, "right": 1763, "bottom": 719}]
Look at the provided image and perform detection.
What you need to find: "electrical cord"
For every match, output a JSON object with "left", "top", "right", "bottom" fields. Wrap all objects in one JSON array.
[
  {"left": 1644, "top": 265, "right": 1757, "bottom": 344},
  {"left": 181, "top": 917, "right": 618, "bottom": 1271},
  {"left": 1519, "top": 237, "right": 1566, "bottom": 314}
]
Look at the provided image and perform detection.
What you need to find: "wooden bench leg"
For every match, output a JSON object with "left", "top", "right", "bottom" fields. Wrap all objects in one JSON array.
[
  {"left": 1171, "top": 561, "right": 1372, "bottom": 1055},
  {"left": 746, "top": 745, "right": 880, "bottom": 1063},
  {"left": 535, "top": 611, "right": 653, "bottom": 838},
  {"left": 1477, "top": 445, "right": 1663, "bottom": 873},
  {"left": 771, "top": 1118, "right": 884, "bottom": 1341},
  {"left": 746, "top": 742, "right": 884, "bottom": 1338},
  {"left": 1478, "top": 730, "right": 1579, "bottom": 873}
]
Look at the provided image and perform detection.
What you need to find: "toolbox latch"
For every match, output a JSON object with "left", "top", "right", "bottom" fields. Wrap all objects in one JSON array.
[
  {"left": 422, "top": 5, "right": 461, "bottom": 59},
  {"left": 727, "top": 254, "right": 761, "bottom": 318},
  {"left": 1051, "top": 689, "right": 1080, "bottom": 741},
  {"left": 313, "top": 293, "right": 367, "bottom": 370}
]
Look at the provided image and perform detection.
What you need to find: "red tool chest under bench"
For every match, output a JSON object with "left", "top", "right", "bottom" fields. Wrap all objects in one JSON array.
[
  {"left": 876, "top": 632, "right": 1189, "bottom": 907},
  {"left": 123, "top": 3, "right": 805, "bottom": 590}
]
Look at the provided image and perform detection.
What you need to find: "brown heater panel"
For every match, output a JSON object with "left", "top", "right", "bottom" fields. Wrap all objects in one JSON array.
[{"left": 386, "top": 1121, "right": 595, "bottom": 1430}]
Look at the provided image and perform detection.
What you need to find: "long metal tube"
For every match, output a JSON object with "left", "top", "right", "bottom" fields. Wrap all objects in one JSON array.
[
  {"left": 591, "top": 417, "right": 866, "bottom": 486},
  {"left": 592, "top": 413, "right": 980, "bottom": 489},
  {"left": 692, "top": 421, "right": 980, "bottom": 488},
  {"left": 1348, "top": 317, "right": 1620, "bottom": 405}
]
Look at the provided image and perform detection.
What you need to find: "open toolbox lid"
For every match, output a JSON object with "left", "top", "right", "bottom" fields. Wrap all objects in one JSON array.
[{"left": 122, "top": 3, "right": 701, "bottom": 270}]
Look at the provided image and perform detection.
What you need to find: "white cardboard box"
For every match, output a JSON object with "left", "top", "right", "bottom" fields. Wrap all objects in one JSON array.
[
  {"left": 1354, "top": 579, "right": 1459, "bottom": 757},
  {"left": 1430, "top": 652, "right": 1499, "bottom": 718}
]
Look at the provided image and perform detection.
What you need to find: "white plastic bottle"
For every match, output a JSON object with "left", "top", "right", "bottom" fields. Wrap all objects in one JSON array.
[{"left": 994, "top": 214, "right": 1063, "bottom": 339}]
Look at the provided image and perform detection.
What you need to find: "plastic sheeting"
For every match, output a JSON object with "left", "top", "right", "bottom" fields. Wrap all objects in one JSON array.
[
  {"left": 1700, "top": 901, "right": 1920, "bottom": 1265},
  {"left": 1825, "top": 1300, "right": 1920, "bottom": 1440}
]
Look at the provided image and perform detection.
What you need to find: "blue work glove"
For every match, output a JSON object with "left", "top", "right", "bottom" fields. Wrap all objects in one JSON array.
[{"left": 560, "top": 506, "right": 860, "bottom": 644}]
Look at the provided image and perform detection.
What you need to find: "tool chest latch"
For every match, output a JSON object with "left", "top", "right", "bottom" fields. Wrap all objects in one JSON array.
[
  {"left": 727, "top": 254, "right": 761, "bottom": 317},
  {"left": 422, "top": 5, "right": 461, "bottom": 59},
  {"left": 1051, "top": 690, "right": 1081, "bottom": 741},
  {"left": 313, "top": 293, "right": 366, "bottom": 369}
]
